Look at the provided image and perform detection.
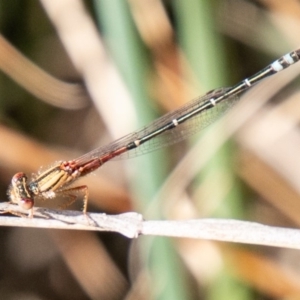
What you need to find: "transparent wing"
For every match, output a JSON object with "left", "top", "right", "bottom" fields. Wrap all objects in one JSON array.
[{"left": 74, "top": 87, "right": 238, "bottom": 164}]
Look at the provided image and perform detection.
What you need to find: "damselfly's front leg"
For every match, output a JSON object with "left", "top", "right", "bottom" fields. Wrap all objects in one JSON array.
[{"left": 0, "top": 205, "right": 34, "bottom": 218}]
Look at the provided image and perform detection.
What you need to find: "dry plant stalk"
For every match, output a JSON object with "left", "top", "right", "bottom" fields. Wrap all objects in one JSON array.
[{"left": 0, "top": 202, "right": 300, "bottom": 249}]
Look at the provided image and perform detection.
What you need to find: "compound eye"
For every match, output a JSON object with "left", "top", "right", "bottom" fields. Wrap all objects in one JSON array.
[
  {"left": 12, "top": 172, "right": 27, "bottom": 185},
  {"left": 8, "top": 172, "right": 34, "bottom": 211},
  {"left": 19, "top": 198, "right": 34, "bottom": 210}
]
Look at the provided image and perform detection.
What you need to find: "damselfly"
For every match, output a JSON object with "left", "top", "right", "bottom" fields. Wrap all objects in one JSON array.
[{"left": 7, "top": 49, "right": 300, "bottom": 217}]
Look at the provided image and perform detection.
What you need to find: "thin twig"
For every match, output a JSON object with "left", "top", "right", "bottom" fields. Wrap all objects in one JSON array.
[{"left": 1, "top": 202, "right": 300, "bottom": 249}]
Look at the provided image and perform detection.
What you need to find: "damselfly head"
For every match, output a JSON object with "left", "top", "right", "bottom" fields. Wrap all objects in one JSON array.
[{"left": 7, "top": 172, "right": 34, "bottom": 210}]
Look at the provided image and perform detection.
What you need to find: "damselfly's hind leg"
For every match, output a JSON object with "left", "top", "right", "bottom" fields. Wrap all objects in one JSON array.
[{"left": 58, "top": 185, "right": 89, "bottom": 214}]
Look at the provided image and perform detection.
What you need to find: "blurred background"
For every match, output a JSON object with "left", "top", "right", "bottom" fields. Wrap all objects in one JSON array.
[{"left": 0, "top": 0, "right": 300, "bottom": 299}]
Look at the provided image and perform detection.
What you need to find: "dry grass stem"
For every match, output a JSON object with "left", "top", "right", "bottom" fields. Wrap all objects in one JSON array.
[
  {"left": 0, "top": 202, "right": 142, "bottom": 238},
  {"left": 0, "top": 35, "right": 89, "bottom": 109},
  {"left": 1, "top": 202, "right": 300, "bottom": 249}
]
